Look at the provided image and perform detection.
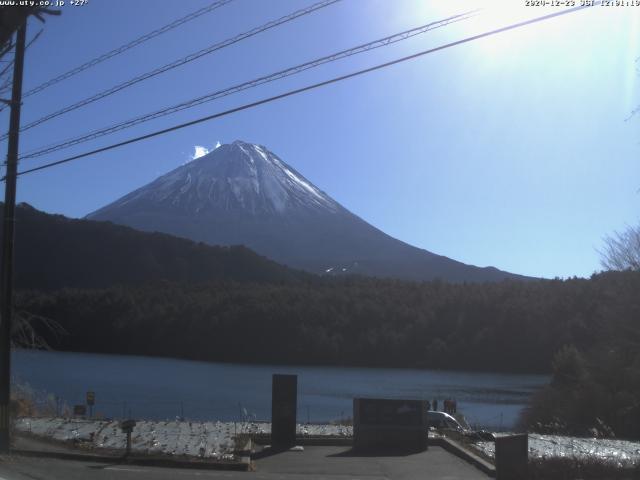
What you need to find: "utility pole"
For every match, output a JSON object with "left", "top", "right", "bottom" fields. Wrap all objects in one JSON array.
[{"left": 0, "top": 20, "right": 27, "bottom": 453}]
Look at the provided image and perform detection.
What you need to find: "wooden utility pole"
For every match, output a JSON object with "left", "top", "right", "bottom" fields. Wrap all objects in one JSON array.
[{"left": 0, "top": 20, "right": 27, "bottom": 452}]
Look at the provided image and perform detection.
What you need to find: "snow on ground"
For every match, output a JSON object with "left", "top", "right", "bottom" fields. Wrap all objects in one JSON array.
[
  {"left": 14, "top": 417, "right": 352, "bottom": 459},
  {"left": 471, "top": 433, "right": 640, "bottom": 468},
  {"left": 21, "top": 417, "right": 639, "bottom": 467}
]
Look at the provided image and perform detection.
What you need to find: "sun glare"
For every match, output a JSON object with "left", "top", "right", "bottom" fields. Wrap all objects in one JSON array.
[{"left": 419, "top": 0, "right": 587, "bottom": 56}]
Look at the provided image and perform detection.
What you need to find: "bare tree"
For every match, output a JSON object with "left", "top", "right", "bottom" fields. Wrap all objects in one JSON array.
[
  {"left": 12, "top": 311, "right": 65, "bottom": 350},
  {"left": 600, "top": 224, "right": 640, "bottom": 271}
]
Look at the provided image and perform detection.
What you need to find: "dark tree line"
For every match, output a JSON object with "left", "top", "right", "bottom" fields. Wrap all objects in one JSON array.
[
  {"left": 521, "top": 270, "right": 640, "bottom": 438},
  {"left": 6, "top": 202, "right": 640, "bottom": 437},
  {"left": 3, "top": 203, "right": 306, "bottom": 290},
  {"left": 15, "top": 271, "right": 639, "bottom": 376}
]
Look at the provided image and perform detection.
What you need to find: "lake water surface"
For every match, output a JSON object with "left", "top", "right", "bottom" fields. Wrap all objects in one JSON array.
[{"left": 12, "top": 349, "right": 548, "bottom": 429}]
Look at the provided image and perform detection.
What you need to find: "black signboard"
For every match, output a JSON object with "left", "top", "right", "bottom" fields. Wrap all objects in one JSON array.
[
  {"left": 120, "top": 419, "right": 137, "bottom": 456},
  {"left": 358, "top": 398, "right": 424, "bottom": 426},
  {"left": 120, "top": 419, "right": 136, "bottom": 433},
  {"left": 353, "top": 398, "right": 428, "bottom": 452},
  {"left": 496, "top": 433, "right": 528, "bottom": 480},
  {"left": 73, "top": 405, "right": 86, "bottom": 416},
  {"left": 271, "top": 374, "right": 297, "bottom": 448}
]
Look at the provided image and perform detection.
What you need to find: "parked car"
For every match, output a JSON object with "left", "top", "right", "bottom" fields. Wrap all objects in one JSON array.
[
  {"left": 427, "top": 410, "right": 466, "bottom": 432},
  {"left": 427, "top": 411, "right": 496, "bottom": 441}
]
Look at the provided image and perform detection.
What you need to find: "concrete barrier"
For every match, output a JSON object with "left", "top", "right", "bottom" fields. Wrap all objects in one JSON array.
[
  {"left": 353, "top": 398, "right": 428, "bottom": 453},
  {"left": 495, "top": 433, "right": 528, "bottom": 480}
]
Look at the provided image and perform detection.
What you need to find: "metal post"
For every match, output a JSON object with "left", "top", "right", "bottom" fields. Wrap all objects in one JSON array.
[
  {"left": 125, "top": 431, "right": 132, "bottom": 457},
  {"left": 0, "top": 21, "right": 27, "bottom": 453}
]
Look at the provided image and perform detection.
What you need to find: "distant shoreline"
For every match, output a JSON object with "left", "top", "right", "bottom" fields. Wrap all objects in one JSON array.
[{"left": 12, "top": 347, "right": 553, "bottom": 377}]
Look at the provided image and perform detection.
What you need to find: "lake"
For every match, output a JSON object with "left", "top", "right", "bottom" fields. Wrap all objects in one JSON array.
[{"left": 12, "top": 349, "right": 548, "bottom": 429}]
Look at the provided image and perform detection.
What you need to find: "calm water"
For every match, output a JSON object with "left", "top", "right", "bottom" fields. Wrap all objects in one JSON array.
[{"left": 12, "top": 349, "right": 548, "bottom": 429}]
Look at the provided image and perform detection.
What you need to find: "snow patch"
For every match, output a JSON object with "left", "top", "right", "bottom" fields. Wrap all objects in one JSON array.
[
  {"left": 179, "top": 173, "right": 192, "bottom": 195},
  {"left": 15, "top": 417, "right": 352, "bottom": 459},
  {"left": 271, "top": 156, "right": 326, "bottom": 202},
  {"left": 472, "top": 433, "right": 640, "bottom": 468}
]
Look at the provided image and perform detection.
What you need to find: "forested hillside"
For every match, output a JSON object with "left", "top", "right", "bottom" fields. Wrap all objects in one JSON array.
[
  {"left": 3, "top": 203, "right": 307, "bottom": 289},
  {"left": 17, "top": 271, "right": 639, "bottom": 374},
  {"left": 521, "top": 270, "right": 640, "bottom": 438},
  {"left": 7, "top": 202, "right": 640, "bottom": 436}
]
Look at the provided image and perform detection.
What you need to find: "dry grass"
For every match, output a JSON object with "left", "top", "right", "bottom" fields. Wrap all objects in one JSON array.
[{"left": 11, "top": 382, "right": 61, "bottom": 418}]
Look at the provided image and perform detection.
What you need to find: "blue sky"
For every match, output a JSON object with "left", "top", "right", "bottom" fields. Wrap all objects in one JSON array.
[{"left": 2, "top": 0, "right": 639, "bottom": 279}]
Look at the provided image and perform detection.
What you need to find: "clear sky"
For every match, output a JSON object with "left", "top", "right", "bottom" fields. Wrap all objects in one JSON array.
[{"left": 2, "top": 0, "right": 639, "bottom": 279}]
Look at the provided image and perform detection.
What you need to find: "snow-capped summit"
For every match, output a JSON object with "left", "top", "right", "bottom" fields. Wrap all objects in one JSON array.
[
  {"left": 95, "top": 141, "right": 339, "bottom": 217},
  {"left": 87, "top": 141, "right": 527, "bottom": 282}
]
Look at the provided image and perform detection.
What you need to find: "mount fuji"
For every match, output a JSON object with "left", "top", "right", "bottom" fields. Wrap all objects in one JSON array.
[{"left": 87, "top": 140, "right": 526, "bottom": 282}]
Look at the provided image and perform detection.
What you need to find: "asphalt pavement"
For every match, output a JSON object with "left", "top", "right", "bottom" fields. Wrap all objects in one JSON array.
[
  {"left": 255, "top": 445, "right": 489, "bottom": 479},
  {"left": 0, "top": 445, "right": 490, "bottom": 479}
]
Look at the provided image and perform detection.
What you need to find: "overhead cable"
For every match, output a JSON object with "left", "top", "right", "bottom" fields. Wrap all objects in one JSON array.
[
  {"left": 12, "top": 3, "right": 596, "bottom": 179},
  {"left": 20, "top": 10, "right": 474, "bottom": 160},
  {"left": 21, "top": 0, "right": 235, "bottom": 98},
  {"left": 7, "top": 0, "right": 341, "bottom": 139}
]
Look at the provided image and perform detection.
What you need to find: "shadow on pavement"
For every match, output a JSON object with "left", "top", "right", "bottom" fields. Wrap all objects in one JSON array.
[
  {"left": 86, "top": 461, "right": 126, "bottom": 470},
  {"left": 252, "top": 446, "right": 297, "bottom": 460},
  {"left": 327, "top": 448, "right": 423, "bottom": 458}
]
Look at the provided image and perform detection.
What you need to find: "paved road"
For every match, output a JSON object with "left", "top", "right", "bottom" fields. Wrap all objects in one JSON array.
[
  {"left": 0, "top": 456, "right": 243, "bottom": 480},
  {"left": 0, "top": 446, "right": 489, "bottom": 479},
  {"left": 256, "top": 446, "right": 489, "bottom": 480}
]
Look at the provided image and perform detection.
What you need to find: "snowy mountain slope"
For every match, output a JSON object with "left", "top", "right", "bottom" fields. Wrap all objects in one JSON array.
[
  {"left": 93, "top": 141, "right": 339, "bottom": 217},
  {"left": 87, "top": 140, "right": 528, "bottom": 282}
]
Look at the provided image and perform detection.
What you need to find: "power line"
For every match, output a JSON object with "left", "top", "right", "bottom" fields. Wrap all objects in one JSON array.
[
  {"left": 21, "top": 0, "right": 235, "bottom": 99},
  {"left": 0, "top": 29, "right": 43, "bottom": 97},
  {"left": 6, "top": 0, "right": 341, "bottom": 139},
  {"left": 20, "top": 11, "right": 476, "bottom": 161},
  {"left": 12, "top": 3, "right": 596, "bottom": 179}
]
